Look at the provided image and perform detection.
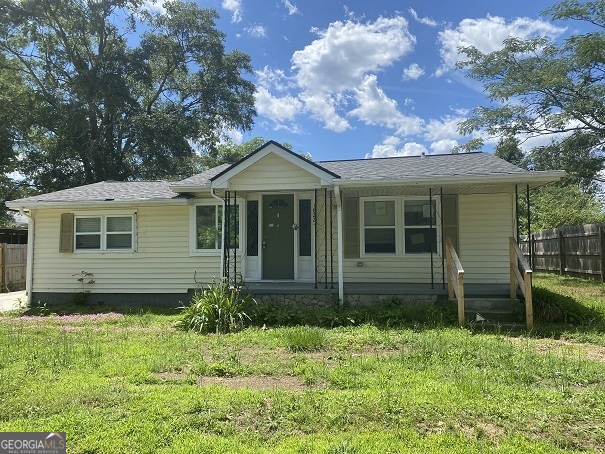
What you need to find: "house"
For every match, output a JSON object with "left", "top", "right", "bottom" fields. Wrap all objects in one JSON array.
[{"left": 7, "top": 140, "right": 563, "bottom": 324}]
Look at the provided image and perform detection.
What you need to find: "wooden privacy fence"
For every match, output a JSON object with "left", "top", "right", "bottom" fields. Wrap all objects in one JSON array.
[
  {"left": 0, "top": 244, "right": 27, "bottom": 292},
  {"left": 520, "top": 224, "right": 605, "bottom": 282}
]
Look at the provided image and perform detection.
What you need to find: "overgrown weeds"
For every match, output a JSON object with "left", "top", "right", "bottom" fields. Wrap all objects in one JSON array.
[{"left": 175, "top": 277, "right": 254, "bottom": 334}]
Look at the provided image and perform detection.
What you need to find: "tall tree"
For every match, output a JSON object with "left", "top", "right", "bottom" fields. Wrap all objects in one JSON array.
[
  {"left": 456, "top": 0, "right": 605, "bottom": 185},
  {"left": 494, "top": 136, "right": 526, "bottom": 168},
  {"left": 0, "top": 0, "right": 256, "bottom": 192}
]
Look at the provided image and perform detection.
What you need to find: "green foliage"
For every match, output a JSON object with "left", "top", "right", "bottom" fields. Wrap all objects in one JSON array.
[
  {"left": 252, "top": 298, "right": 457, "bottom": 329},
  {"left": 457, "top": 0, "right": 605, "bottom": 184},
  {"left": 0, "top": 0, "right": 256, "bottom": 191},
  {"left": 494, "top": 136, "right": 526, "bottom": 168},
  {"left": 175, "top": 278, "right": 253, "bottom": 334},
  {"left": 70, "top": 271, "right": 96, "bottom": 306},
  {"left": 280, "top": 326, "right": 327, "bottom": 352}
]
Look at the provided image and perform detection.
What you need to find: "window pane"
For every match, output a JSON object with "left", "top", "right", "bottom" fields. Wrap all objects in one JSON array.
[
  {"left": 299, "top": 199, "right": 312, "bottom": 256},
  {"left": 247, "top": 201, "right": 258, "bottom": 256},
  {"left": 404, "top": 200, "right": 437, "bottom": 226},
  {"left": 107, "top": 216, "right": 132, "bottom": 232},
  {"left": 364, "top": 201, "right": 395, "bottom": 226},
  {"left": 76, "top": 217, "right": 100, "bottom": 233},
  {"left": 364, "top": 228, "right": 396, "bottom": 253},
  {"left": 405, "top": 228, "right": 437, "bottom": 253},
  {"left": 76, "top": 234, "right": 101, "bottom": 249},
  {"left": 107, "top": 234, "right": 132, "bottom": 249},
  {"left": 196, "top": 206, "right": 217, "bottom": 249}
]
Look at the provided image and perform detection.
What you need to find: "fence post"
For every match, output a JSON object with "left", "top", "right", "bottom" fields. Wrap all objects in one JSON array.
[
  {"left": 599, "top": 225, "right": 605, "bottom": 282},
  {"left": 558, "top": 230, "right": 566, "bottom": 276}
]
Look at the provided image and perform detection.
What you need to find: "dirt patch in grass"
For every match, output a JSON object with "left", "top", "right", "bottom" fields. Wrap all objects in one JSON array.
[
  {"left": 417, "top": 420, "right": 504, "bottom": 443},
  {"left": 197, "top": 375, "right": 309, "bottom": 391},
  {"left": 154, "top": 371, "right": 310, "bottom": 391},
  {"left": 508, "top": 338, "right": 605, "bottom": 362}
]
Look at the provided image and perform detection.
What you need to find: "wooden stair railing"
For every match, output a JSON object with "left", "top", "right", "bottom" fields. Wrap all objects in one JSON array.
[
  {"left": 509, "top": 237, "right": 533, "bottom": 329},
  {"left": 445, "top": 237, "right": 465, "bottom": 327}
]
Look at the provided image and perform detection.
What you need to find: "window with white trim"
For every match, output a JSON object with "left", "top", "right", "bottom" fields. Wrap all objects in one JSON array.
[
  {"left": 194, "top": 203, "right": 240, "bottom": 251},
  {"left": 74, "top": 215, "right": 135, "bottom": 251},
  {"left": 361, "top": 198, "right": 438, "bottom": 255}
]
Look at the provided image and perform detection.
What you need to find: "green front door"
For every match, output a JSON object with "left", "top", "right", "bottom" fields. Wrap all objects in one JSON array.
[{"left": 262, "top": 194, "right": 294, "bottom": 279}]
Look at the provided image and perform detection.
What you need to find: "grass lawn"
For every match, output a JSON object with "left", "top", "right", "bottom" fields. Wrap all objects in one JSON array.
[{"left": 1, "top": 274, "right": 604, "bottom": 453}]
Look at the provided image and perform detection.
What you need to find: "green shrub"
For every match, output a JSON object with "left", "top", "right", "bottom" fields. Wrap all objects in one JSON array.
[
  {"left": 252, "top": 298, "right": 456, "bottom": 329},
  {"left": 532, "top": 286, "right": 601, "bottom": 325},
  {"left": 175, "top": 278, "right": 254, "bottom": 334}
]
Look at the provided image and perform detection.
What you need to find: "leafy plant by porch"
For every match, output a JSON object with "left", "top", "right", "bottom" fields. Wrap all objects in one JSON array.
[{"left": 175, "top": 278, "right": 253, "bottom": 334}]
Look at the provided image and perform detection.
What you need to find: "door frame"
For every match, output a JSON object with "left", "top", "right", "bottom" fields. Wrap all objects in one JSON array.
[{"left": 251, "top": 191, "right": 315, "bottom": 282}]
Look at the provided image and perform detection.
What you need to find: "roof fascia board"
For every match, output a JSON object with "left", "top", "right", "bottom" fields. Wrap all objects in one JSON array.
[
  {"left": 335, "top": 171, "right": 565, "bottom": 188},
  {"left": 210, "top": 142, "right": 336, "bottom": 188},
  {"left": 6, "top": 198, "right": 188, "bottom": 210}
]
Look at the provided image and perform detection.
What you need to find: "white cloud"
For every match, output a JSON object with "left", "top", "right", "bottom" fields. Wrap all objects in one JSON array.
[
  {"left": 282, "top": 0, "right": 299, "bottom": 16},
  {"left": 222, "top": 0, "right": 242, "bottom": 23},
  {"left": 255, "top": 87, "right": 302, "bottom": 123},
  {"left": 349, "top": 75, "right": 423, "bottom": 136},
  {"left": 299, "top": 92, "right": 350, "bottom": 132},
  {"left": 222, "top": 129, "right": 243, "bottom": 144},
  {"left": 430, "top": 139, "right": 458, "bottom": 153},
  {"left": 245, "top": 24, "right": 267, "bottom": 38},
  {"left": 292, "top": 16, "right": 415, "bottom": 94},
  {"left": 436, "top": 15, "right": 565, "bottom": 76},
  {"left": 424, "top": 115, "right": 466, "bottom": 141},
  {"left": 256, "top": 66, "right": 295, "bottom": 92},
  {"left": 402, "top": 63, "right": 425, "bottom": 80},
  {"left": 366, "top": 136, "right": 428, "bottom": 158},
  {"left": 408, "top": 8, "right": 438, "bottom": 27},
  {"left": 140, "top": 0, "right": 166, "bottom": 14}
]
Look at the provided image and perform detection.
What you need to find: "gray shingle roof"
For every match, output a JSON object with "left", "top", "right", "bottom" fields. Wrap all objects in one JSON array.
[
  {"left": 9, "top": 181, "right": 180, "bottom": 206},
  {"left": 171, "top": 163, "right": 232, "bottom": 188},
  {"left": 318, "top": 152, "right": 525, "bottom": 180},
  {"left": 8, "top": 151, "right": 553, "bottom": 208}
]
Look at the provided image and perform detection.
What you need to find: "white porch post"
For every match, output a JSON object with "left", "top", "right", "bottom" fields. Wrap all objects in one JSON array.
[{"left": 334, "top": 185, "right": 344, "bottom": 303}]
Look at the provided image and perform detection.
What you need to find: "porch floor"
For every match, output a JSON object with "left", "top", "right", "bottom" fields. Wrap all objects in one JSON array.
[{"left": 246, "top": 282, "right": 511, "bottom": 298}]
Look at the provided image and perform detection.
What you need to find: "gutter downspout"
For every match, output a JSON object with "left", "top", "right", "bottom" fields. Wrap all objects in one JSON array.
[
  {"left": 20, "top": 208, "right": 34, "bottom": 305},
  {"left": 334, "top": 185, "right": 344, "bottom": 304},
  {"left": 211, "top": 189, "right": 226, "bottom": 278}
]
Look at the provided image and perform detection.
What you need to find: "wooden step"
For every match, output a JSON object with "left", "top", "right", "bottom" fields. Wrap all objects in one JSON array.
[{"left": 464, "top": 297, "right": 521, "bottom": 311}]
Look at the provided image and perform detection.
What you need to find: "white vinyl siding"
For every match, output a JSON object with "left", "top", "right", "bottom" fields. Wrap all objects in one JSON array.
[
  {"left": 32, "top": 204, "right": 224, "bottom": 294},
  {"left": 229, "top": 153, "right": 321, "bottom": 191}
]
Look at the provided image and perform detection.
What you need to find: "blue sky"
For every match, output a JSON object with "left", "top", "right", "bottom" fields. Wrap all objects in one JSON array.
[{"left": 149, "top": 0, "right": 576, "bottom": 161}]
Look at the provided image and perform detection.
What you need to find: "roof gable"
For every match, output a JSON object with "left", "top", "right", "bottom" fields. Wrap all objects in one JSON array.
[{"left": 210, "top": 141, "right": 339, "bottom": 189}]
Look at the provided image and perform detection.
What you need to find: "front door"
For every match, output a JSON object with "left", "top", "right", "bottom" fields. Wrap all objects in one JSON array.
[{"left": 262, "top": 194, "right": 294, "bottom": 279}]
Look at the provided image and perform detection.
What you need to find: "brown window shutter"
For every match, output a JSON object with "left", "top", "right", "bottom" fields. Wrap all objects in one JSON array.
[
  {"left": 442, "top": 195, "right": 459, "bottom": 253},
  {"left": 344, "top": 197, "right": 360, "bottom": 258},
  {"left": 59, "top": 213, "right": 74, "bottom": 253}
]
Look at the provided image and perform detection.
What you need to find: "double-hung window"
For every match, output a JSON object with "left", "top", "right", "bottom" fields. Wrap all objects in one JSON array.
[
  {"left": 194, "top": 203, "right": 240, "bottom": 252},
  {"left": 74, "top": 215, "right": 135, "bottom": 251},
  {"left": 361, "top": 198, "right": 438, "bottom": 255}
]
